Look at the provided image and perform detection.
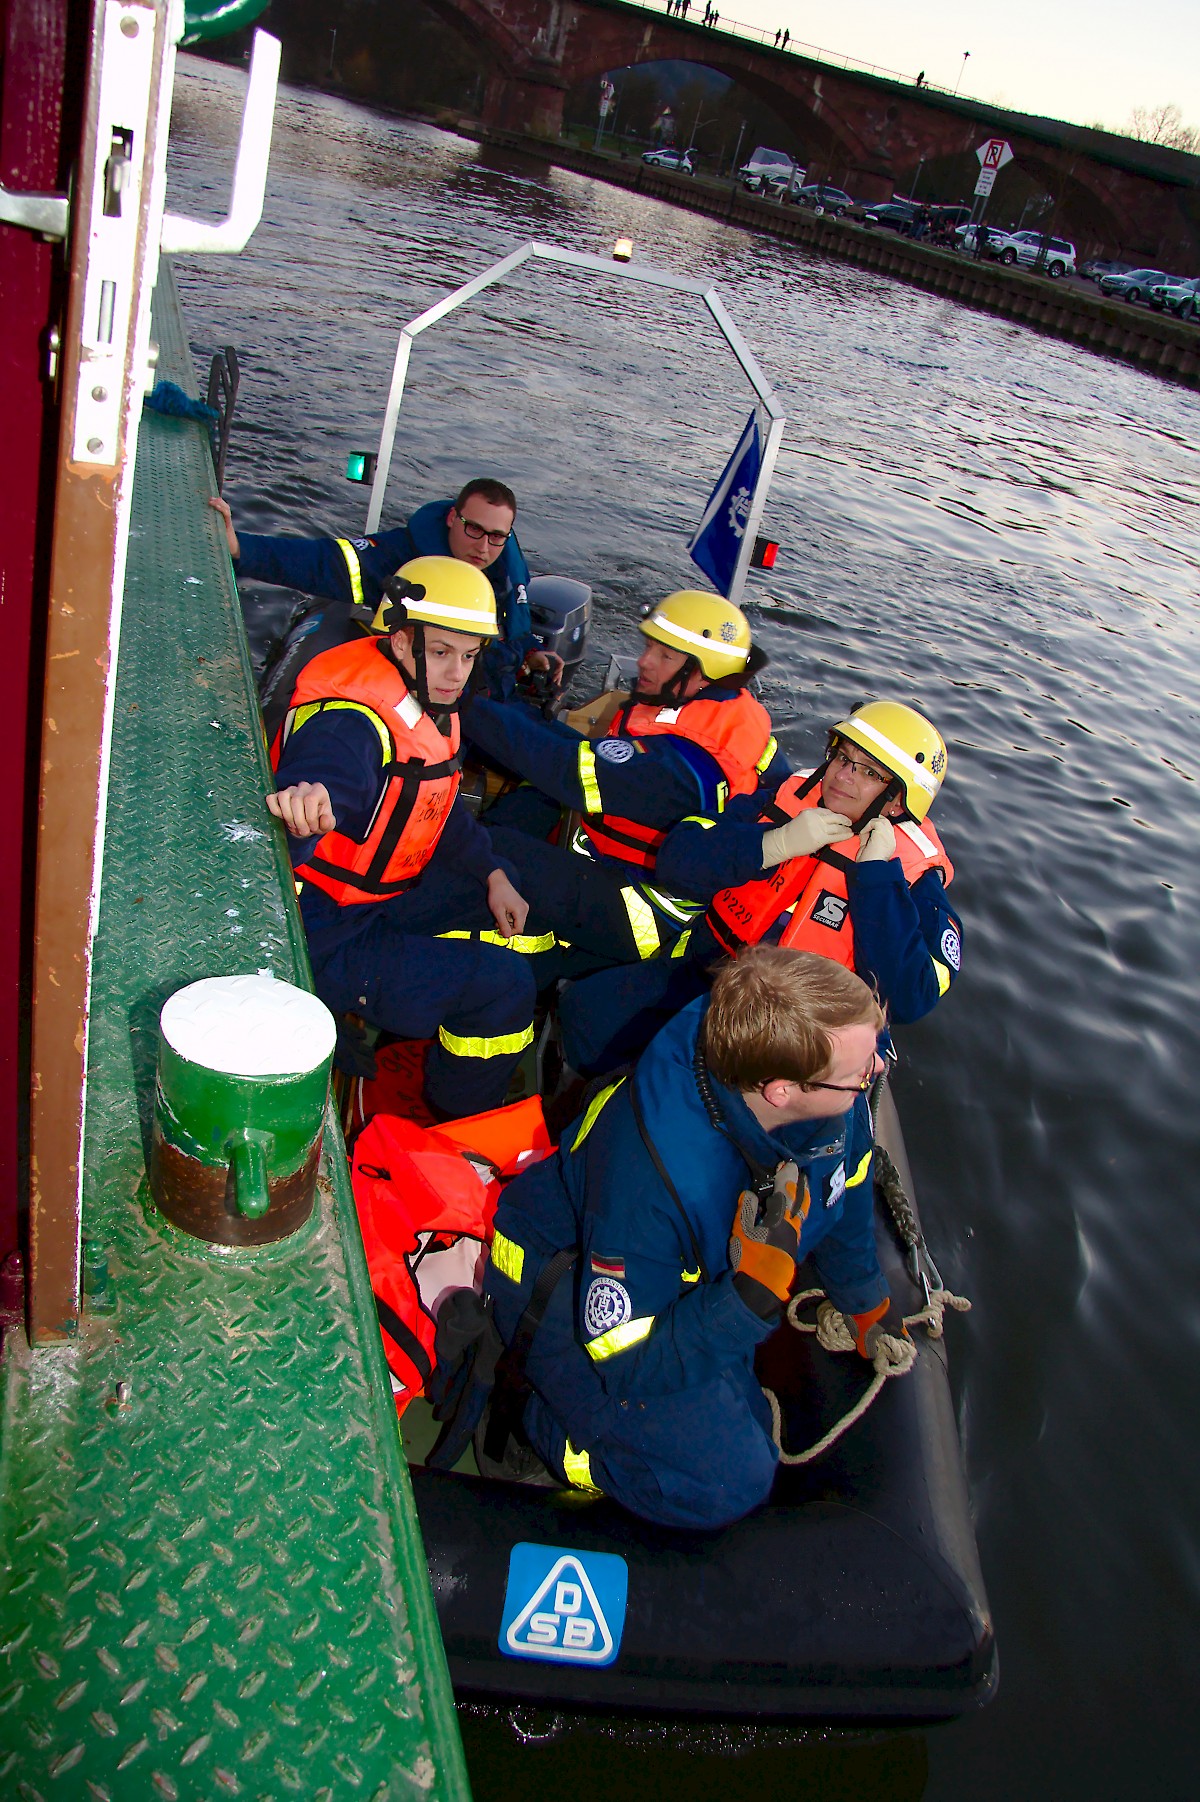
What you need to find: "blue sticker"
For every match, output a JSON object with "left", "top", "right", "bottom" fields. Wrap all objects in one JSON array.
[{"left": 499, "top": 1542, "right": 628, "bottom": 1666}]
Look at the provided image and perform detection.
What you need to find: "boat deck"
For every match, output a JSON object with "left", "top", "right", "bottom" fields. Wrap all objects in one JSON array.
[{"left": 0, "top": 266, "right": 469, "bottom": 1799}]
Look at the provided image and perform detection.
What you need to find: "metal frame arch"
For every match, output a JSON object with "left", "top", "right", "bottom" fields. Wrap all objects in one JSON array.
[{"left": 366, "top": 240, "right": 786, "bottom": 604}]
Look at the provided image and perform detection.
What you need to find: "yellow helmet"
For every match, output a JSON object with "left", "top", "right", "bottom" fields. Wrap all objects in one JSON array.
[
  {"left": 831, "top": 701, "right": 947, "bottom": 821},
  {"left": 640, "top": 591, "right": 752, "bottom": 680},
  {"left": 373, "top": 555, "right": 499, "bottom": 638}
]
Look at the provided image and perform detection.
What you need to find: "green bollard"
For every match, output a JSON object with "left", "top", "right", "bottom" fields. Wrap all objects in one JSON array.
[{"left": 149, "top": 973, "right": 336, "bottom": 1247}]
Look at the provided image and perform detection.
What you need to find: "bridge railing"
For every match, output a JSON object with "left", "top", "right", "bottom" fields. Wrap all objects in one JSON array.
[{"left": 636, "top": 0, "right": 978, "bottom": 105}]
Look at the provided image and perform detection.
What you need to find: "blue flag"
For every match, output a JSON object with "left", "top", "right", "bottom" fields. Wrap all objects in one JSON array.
[{"left": 687, "top": 411, "right": 762, "bottom": 596}]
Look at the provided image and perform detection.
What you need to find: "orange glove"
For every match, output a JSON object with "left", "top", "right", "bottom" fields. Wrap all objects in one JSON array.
[
  {"left": 729, "top": 1163, "right": 808, "bottom": 1319},
  {"left": 849, "top": 1296, "right": 911, "bottom": 1360}
]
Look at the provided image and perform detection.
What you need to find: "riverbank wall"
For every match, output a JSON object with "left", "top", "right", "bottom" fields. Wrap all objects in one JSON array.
[{"left": 479, "top": 128, "right": 1200, "bottom": 390}]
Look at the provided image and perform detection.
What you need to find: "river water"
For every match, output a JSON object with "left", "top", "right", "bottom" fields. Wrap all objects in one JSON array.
[{"left": 167, "top": 56, "right": 1200, "bottom": 1801}]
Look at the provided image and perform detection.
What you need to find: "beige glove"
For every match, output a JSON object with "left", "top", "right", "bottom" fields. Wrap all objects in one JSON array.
[
  {"left": 856, "top": 816, "right": 896, "bottom": 863},
  {"left": 761, "top": 808, "right": 852, "bottom": 869}
]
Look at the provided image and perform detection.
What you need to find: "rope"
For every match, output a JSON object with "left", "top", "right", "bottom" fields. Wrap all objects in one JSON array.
[{"left": 762, "top": 1284, "right": 972, "bottom": 1466}]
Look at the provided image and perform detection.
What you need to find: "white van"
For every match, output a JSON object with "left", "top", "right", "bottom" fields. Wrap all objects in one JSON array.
[{"left": 739, "top": 147, "right": 797, "bottom": 192}]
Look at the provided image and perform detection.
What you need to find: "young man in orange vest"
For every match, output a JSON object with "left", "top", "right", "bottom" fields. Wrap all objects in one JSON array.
[
  {"left": 558, "top": 701, "right": 962, "bottom": 1076},
  {"left": 460, "top": 591, "right": 788, "bottom": 970},
  {"left": 268, "top": 555, "right": 537, "bottom": 1117}
]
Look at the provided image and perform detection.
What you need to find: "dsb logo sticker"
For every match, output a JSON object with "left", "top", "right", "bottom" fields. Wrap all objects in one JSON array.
[{"left": 499, "top": 1543, "right": 628, "bottom": 1666}]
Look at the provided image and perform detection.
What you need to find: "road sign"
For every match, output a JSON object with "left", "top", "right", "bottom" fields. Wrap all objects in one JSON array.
[
  {"left": 974, "top": 167, "right": 998, "bottom": 197},
  {"left": 500, "top": 1543, "right": 629, "bottom": 1666},
  {"left": 975, "top": 137, "right": 1013, "bottom": 170}
]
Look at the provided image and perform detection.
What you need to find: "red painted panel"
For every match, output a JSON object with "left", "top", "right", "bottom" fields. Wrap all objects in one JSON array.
[{"left": 0, "top": 0, "right": 74, "bottom": 1261}]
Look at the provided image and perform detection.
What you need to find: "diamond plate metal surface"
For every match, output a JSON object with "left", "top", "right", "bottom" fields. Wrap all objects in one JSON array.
[{"left": 0, "top": 266, "right": 470, "bottom": 1800}]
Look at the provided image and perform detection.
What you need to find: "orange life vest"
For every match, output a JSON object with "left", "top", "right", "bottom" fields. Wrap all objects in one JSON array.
[
  {"left": 351, "top": 1098, "right": 553, "bottom": 1412},
  {"left": 273, "top": 637, "right": 461, "bottom": 906},
  {"left": 705, "top": 773, "right": 953, "bottom": 964},
  {"left": 578, "top": 687, "right": 775, "bottom": 871}
]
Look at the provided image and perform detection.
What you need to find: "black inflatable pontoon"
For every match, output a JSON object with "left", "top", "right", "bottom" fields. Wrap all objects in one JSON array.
[{"left": 402, "top": 1085, "right": 997, "bottom": 1720}]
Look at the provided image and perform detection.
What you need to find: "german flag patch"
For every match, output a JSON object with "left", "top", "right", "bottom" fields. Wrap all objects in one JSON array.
[{"left": 591, "top": 1254, "right": 626, "bottom": 1278}]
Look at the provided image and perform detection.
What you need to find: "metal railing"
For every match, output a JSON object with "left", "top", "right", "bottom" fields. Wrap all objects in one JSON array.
[{"left": 634, "top": 0, "right": 980, "bottom": 106}]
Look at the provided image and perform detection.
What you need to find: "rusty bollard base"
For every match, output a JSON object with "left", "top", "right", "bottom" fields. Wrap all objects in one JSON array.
[{"left": 150, "top": 973, "right": 336, "bottom": 1246}]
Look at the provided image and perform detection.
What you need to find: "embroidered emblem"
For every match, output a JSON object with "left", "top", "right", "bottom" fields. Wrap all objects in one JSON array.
[
  {"left": 584, "top": 1277, "right": 632, "bottom": 1338},
  {"left": 597, "top": 738, "right": 636, "bottom": 764},
  {"left": 940, "top": 925, "right": 962, "bottom": 971}
]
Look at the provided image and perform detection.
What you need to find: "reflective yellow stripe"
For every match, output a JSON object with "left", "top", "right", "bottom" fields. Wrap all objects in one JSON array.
[
  {"left": 289, "top": 697, "right": 392, "bottom": 765},
  {"left": 620, "top": 887, "right": 661, "bottom": 960},
  {"left": 670, "top": 928, "right": 693, "bottom": 959},
  {"left": 571, "top": 1077, "right": 625, "bottom": 1152},
  {"left": 715, "top": 779, "right": 729, "bottom": 812},
  {"left": 334, "top": 537, "right": 365, "bottom": 608},
  {"left": 490, "top": 1230, "right": 525, "bottom": 1285},
  {"left": 756, "top": 734, "right": 779, "bottom": 773},
  {"left": 846, "top": 1148, "right": 873, "bottom": 1188},
  {"left": 638, "top": 882, "right": 701, "bottom": 925},
  {"left": 438, "top": 1022, "right": 535, "bottom": 1060},
  {"left": 437, "top": 929, "right": 558, "bottom": 955},
  {"left": 931, "top": 956, "right": 951, "bottom": 996},
  {"left": 562, "top": 1440, "right": 602, "bottom": 1494},
  {"left": 680, "top": 1268, "right": 701, "bottom": 1285},
  {"left": 577, "top": 741, "right": 603, "bottom": 813},
  {"left": 585, "top": 1315, "right": 654, "bottom": 1361},
  {"left": 680, "top": 814, "right": 717, "bottom": 830}
]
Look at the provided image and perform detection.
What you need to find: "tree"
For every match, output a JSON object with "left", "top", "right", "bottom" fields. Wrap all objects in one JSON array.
[{"left": 1127, "top": 103, "right": 1199, "bottom": 153}]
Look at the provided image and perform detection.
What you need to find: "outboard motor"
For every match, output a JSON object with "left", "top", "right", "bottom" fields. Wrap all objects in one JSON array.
[{"left": 527, "top": 575, "right": 591, "bottom": 672}]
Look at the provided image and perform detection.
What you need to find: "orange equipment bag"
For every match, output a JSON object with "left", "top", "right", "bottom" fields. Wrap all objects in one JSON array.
[{"left": 351, "top": 1096, "right": 553, "bottom": 1415}]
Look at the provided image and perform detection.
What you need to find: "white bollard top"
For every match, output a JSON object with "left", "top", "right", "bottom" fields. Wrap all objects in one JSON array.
[{"left": 160, "top": 974, "right": 337, "bottom": 1078}]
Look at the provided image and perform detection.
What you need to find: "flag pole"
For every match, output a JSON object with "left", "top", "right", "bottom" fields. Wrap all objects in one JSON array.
[{"left": 727, "top": 412, "right": 785, "bottom": 607}]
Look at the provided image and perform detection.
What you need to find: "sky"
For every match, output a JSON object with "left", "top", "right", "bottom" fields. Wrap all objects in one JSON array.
[{"left": 698, "top": 0, "right": 1200, "bottom": 133}]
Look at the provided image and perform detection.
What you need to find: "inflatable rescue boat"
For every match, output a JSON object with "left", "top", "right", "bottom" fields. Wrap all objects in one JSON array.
[{"left": 351, "top": 1056, "right": 997, "bottom": 1721}]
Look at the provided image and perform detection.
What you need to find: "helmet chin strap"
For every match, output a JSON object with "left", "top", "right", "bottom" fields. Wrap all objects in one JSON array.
[{"left": 824, "top": 737, "right": 905, "bottom": 827}]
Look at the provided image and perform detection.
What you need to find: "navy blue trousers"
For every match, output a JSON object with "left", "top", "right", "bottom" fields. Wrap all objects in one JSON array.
[
  {"left": 307, "top": 868, "right": 536, "bottom": 1117},
  {"left": 486, "top": 1251, "right": 778, "bottom": 1531}
]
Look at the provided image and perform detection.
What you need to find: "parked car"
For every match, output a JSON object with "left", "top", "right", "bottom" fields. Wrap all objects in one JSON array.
[
  {"left": 1147, "top": 276, "right": 1200, "bottom": 319},
  {"left": 641, "top": 147, "right": 695, "bottom": 175},
  {"left": 861, "top": 201, "right": 917, "bottom": 231},
  {"left": 739, "top": 147, "right": 796, "bottom": 192},
  {"left": 791, "top": 183, "right": 854, "bottom": 216},
  {"left": 995, "top": 231, "right": 1077, "bottom": 276},
  {"left": 1098, "top": 267, "right": 1167, "bottom": 303},
  {"left": 1079, "top": 258, "right": 1131, "bottom": 283}
]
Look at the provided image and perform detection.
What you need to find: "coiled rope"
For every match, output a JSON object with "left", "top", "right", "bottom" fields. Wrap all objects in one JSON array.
[{"left": 762, "top": 1282, "right": 972, "bottom": 1466}]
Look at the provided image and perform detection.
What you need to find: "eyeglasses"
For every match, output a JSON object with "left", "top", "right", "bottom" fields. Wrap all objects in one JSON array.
[
  {"left": 455, "top": 511, "right": 511, "bottom": 548},
  {"left": 828, "top": 745, "right": 891, "bottom": 786},
  {"left": 805, "top": 1051, "right": 884, "bottom": 1094}
]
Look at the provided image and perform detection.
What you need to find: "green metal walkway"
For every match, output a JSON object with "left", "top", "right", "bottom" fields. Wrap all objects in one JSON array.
[{"left": 0, "top": 266, "right": 471, "bottom": 1800}]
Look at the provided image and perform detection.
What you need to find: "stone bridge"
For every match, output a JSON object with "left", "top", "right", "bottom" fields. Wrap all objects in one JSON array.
[{"left": 427, "top": 0, "right": 1200, "bottom": 262}]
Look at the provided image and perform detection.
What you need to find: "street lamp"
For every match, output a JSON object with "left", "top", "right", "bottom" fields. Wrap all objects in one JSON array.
[{"left": 952, "top": 51, "right": 970, "bottom": 96}]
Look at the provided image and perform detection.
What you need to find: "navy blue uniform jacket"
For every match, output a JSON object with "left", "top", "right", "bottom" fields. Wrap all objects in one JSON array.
[
  {"left": 490, "top": 997, "right": 884, "bottom": 1401},
  {"left": 237, "top": 498, "right": 535, "bottom": 697}
]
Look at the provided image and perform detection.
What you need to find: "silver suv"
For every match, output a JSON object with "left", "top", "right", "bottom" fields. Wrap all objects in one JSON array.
[{"left": 994, "top": 230, "right": 1076, "bottom": 277}]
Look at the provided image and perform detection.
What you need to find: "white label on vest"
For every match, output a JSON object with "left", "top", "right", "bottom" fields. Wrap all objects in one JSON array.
[{"left": 826, "top": 1162, "right": 847, "bottom": 1209}]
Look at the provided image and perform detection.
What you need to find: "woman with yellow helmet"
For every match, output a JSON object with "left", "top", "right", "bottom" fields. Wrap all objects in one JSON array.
[
  {"left": 268, "top": 556, "right": 539, "bottom": 1118},
  {"left": 558, "top": 700, "right": 962, "bottom": 1077},
  {"left": 462, "top": 589, "right": 788, "bottom": 971}
]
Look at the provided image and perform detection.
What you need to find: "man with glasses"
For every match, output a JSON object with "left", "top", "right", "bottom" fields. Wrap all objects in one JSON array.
[
  {"left": 210, "top": 478, "right": 557, "bottom": 699},
  {"left": 477, "top": 946, "right": 904, "bottom": 1526},
  {"left": 558, "top": 700, "right": 961, "bottom": 1076}
]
